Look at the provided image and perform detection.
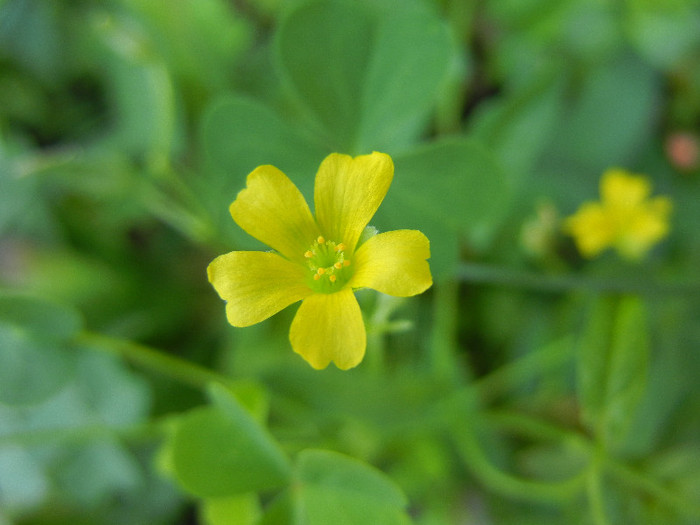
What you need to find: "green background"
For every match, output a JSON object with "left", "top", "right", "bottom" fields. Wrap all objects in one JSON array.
[{"left": 1, "top": 0, "right": 699, "bottom": 523}]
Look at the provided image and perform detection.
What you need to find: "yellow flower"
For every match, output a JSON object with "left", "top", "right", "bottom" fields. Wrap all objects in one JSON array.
[
  {"left": 564, "top": 168, "right": 672, "bottom": 260},
  {"left": 207, "top": 152, "right": 432, "bottom": 370}
]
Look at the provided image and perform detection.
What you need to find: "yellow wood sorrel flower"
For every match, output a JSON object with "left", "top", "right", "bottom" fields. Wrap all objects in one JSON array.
[
  {"left": 207, "top": 152, "right": 432, "bottom": 370},
  {"left": 564, "top": 168, "right": 672, "bottom": 260}
]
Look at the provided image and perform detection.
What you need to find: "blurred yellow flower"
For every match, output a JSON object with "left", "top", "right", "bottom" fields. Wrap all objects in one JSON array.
[
  {"left": 564, "top": 168, "right": 672, "bottom": 260},
  {"left": 207, "top": 152, "right": 432, "bottom": 370}
]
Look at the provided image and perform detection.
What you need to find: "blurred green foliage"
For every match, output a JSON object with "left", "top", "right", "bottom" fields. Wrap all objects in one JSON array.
[{"left": 1, "top": 0, "right": 700, "bottom": 523}]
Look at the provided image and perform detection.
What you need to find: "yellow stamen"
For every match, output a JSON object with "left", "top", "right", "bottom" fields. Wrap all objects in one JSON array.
[
  {"left": 335, "top": 243, "right": 346, "bottom": 252},
  {"left": 316, "top": 267, "right": 325, "bottom": 275},
  {"left": 329, "top": 274, "right": 337, "bottom": 283},
  {"left": 343, "top": 260, "right": 351, "bottom": 267},
  {"left": 333, "top": 262, "right": 342, "bottom": 269},
  {"left": 304, "top": 250, "right": 313, "bottom": 258},
  {"left": 317, "top": 236, "right": 325, "bottom": 244},
  {"left": 313, "top": 274, "right": 321, "bottom": 281}
]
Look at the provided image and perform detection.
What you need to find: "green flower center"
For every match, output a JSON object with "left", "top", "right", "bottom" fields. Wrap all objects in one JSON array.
[{"left": 304, "top": 236, "right": 353, "bottom": 293}]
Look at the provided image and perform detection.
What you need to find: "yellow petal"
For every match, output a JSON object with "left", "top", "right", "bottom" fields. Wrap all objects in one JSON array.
[
  {"left": 207, "top": 251, "right": 312, "bottom": 327},
  {"left": 314, "top": 152, "right": 393, "bottom": 251},
  {"left": 349, "top": 230, "right": 432, "bottom": 297},
  {"left": 616, "top": 196, "right": 672, "bottom": 260},
  {"left": 289, "top": 289, "right": 365, "bottom": 370},
  {"left": 600, "top": 169, "right": 650, "bottom": 209},
  {"left": 564, "top": 202, "right": 615, "bottom": 258},
  {"left": 230, "top": 165, "right": 320, "bottom": 263}
]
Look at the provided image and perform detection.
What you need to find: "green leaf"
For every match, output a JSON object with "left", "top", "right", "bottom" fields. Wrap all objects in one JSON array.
[
  {"left": 169, "top": 383, "right": 291, "bottom": 498},
  {"left": 200, "top": 493, "right": 261, "bottom": 525},
  {"left": 201, "top": 96, "right": 325, "bottom": 193},
  {"left": 0, "top": 292, "right": 83, "bottom": 341},
  {"left": 625, "top": 1, "right": 700, "bottom": 68},
  {"left": 379, "top": 137, "right": 509, "bottom": 276},
  {"left": 262, "top": 449, "right": 411, "bottom": 525},
  {"left": 125, "top": 0, "right": 250, "bottom": 94},
  {"left": 576, "top": 296, "right": 650, "bottom": 450},
  {"left": 469, "top": 76, "right": 565, "bottom": 183},
  {"left": 93, "top": 14, "right": 177, "bottom": 165},
  {"left": 548, "top": 56, "right": 659, "bottom": 172},
  {"left": 274, "top": 0, "right": 453, "bottom": 152},
  {"left": 0, "top": 329, "right": 70, "bottom": 406},
  {"left": 0, "top": 294, "right": 83, "bottom": 405},
  {"left": 0, "top": 446, "right": 48, "bottom": 511}
]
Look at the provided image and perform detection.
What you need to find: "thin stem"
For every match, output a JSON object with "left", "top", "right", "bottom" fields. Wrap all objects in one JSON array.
[
  {"left": 587, "top": 453, "right": 612, "bottom": 525},
  {"left": 485, "top": 409, "right": 588, "bottom": 446},
  {"left": 429, "top": 279, "right": 463, "bottom": 380},
  {"left": 76, "top": 331, "right": 231, "bottom": 390},
  {"left": 472, "top": 335, "right": 574, "bottom": 402},
  {"left": 450, "top": 417, "right": 588, "bottom": 502},
  {"left": 458, "top": 262, "right": 700, "bottom": 296},
  {"left": 0, "top": 418, "right": 170, "bottom": 448},
  {"left": 605, "top": 459, "right": 700, "bottom": 519}
]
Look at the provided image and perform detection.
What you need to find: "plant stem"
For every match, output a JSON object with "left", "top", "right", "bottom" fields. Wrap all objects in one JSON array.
[
  {"left": 76, "top": 331, "right": 231, "bottom": 390},
  {"left": 472, "top": 335, "right": 574, "bottom": 402},
  {"left": 429, "top": 279, "right": 463, "bottom": 381},
  {"left": 587, "top": 453, "right": 612, "bottom": 525},
  {"left": 450, "top": 415, "right": 588, "bottom": 502},
  {"left": 606, "top": 459, "right": 700, "bottom": 519},
  {"left": 457, "top": 262, "right": 700, "bottom": 296}
]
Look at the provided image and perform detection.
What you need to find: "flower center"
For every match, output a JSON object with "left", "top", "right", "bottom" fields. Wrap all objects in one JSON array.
[{"left": 304, "top": 236, "right": 352, "bottom": 293}]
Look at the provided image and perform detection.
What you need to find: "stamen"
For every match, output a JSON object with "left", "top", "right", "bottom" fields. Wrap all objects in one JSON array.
[{"left": 304, "top": 236, "right": 352, "bottom": 291}]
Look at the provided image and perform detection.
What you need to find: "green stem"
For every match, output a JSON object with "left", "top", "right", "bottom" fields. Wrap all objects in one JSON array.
[
  {"left": 485, "top": 409, "right": 588, "bottom": 446},
  {"left": 458, "top": 262, "right": 700, "bottom": 296},
  {"left": 0, "top": 418, "right": 170, "bottom": 448},
  {"left": 606, "top": 459, "right": 700, "bottom": 519},
  {"left": 429, "top": 279, "right": 462, "bottom": 380},
  {"left": 451, "top": 417, "right": 588, "bottom": 502},
  {"left": 472, "top": 335, "right": 574, "bottom": 402},
  {"left": 587, "top": 452, "right": 612, "bottom": 525},
  {"left": 76, "top": 331, "right": 231, "bottom": 390}
]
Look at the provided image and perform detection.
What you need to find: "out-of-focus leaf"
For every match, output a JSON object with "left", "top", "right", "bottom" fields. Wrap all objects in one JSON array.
[
  {"left": 202, "top": 96, "right": 325, "bottom": 194},
  {"left": 168, "top": 383, "right": 291, "bottom": 498},
  {"left": 261, "top": 449, "right": 411, "bottom": 525},
  {"left": 648, "top": 445, "right": 700, "bottom": 504},
  {"left": 469, "top": 76, "right": 566, "bottom": 183},
  {"left": 0, "top": 346, "right": 153, "bottom": 517},
  {"left": 548, "top": 55, "right": 659, "bottom": 172},
  {"left": 0, "top": 446, "right": 48, "bottom": 513},
  {"left": 54, "top": 438, "right": 142, "bottom": 507},
  {"left": 0, "top": 292, "right": 83, "bottom": 341},
  {"left": 0, "top": 291, "right": 83, "bottom": 341},
  {"left": 0, "top": 139, "right": 42, "bottom": 237},
  {"left": 615, "top": 297, "right": 695, "bottom": 457},
  {"left": 625, "top": 1, "right": 700, "bottom": 69},
  {"left": 576, "top": 295, "right": 650, "bottom": 450},
  {"left": 0, "top": 329, "right": 71, "bottom": 406},
  {"left": 200, "top": 493, "right": 261, "bottom": 525},
  {"left": 0, "top": 293, "right": 82, "bottom": 405},
  {"left": 124, "top": 0, "right": 250, "bottom": 95},
  {"left": 274, "top": 0, "right": 453, "bottom": 152},
  {"left": 91, "top": 11, "right": 177, "bottom": 166}
]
